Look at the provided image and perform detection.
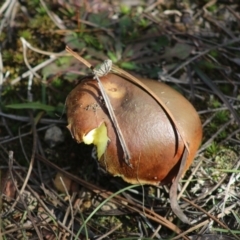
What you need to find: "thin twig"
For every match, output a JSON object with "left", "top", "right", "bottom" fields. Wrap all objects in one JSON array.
[
  {"left": 59, "top": 177, "right": 74, "bottom": 240},
  {"left": 36, "top": 154, "right": 188, "bottom": 238},
  {"left": 94, "top": 73, "right": 131, "bottom": 164},
  {"left": 0, "top": 126, "right": 50, "bottom": 145},
  {"left": 39, "top": 0, "right": 66, "bottom": 30},
  {"left": 178, "top": 157, "right": 203, "bottom": 200},
  {"left": 182, "top": 197, "right": 240, "bottom": 240},
  {"left": 11, "top": 51, "right": 66, "bottom": 85},
  {"left": 96, "top": 223, "right": 123, "bottom": 240},
  {"left": 222, "top": 160, "right": 240, "bottom": 220},
  {"left": 200, "top": 120, "right": 232, "bottom": 152},
  {"left": 20, "top": 37, "right": 69, "bottom": 57},
  {"left": 0, "top": 111, "right": 66, "bottom": 124},
  {"left": 167, "top": 36, "right": 240, "bottom": 77},
  {"left": 65, "top": 46, "right": 132, "bottom": 166},
  {"left": 7, "top": 151, "right": 43, "bottom": 240}
]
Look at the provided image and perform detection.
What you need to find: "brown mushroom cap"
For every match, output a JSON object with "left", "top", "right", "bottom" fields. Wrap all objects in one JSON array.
[{"left": 66, "top": 73, "right": 202, "bottom": 185}]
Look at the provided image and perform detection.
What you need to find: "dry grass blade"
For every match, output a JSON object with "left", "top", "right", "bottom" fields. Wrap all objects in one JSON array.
[
  {"left": 65, "top": 46, "right": 131, "bottom": 165},
  {"left": 193, "top": 66, "right": 240, "bottom": 127},
  {"left": 95, "top": 223, "right": 122, "bottom": 240},
  {"left": 36, "top": 154, "right": 190, "bottom": 239},
  {"left": 65, "top": 46, "right": 92, "bottom": 69},
  {"left": 182, "top": 197, "right": 240, "bottom": 240}
]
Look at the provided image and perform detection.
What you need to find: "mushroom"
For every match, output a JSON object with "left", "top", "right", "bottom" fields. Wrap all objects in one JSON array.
[{"left": 66, "top": 72, "right": 202, "bottom": 223}]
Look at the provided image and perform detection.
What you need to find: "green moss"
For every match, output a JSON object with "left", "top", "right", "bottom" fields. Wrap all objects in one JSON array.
[
  {"left": 212, "top": 149, "right": 237, "bottom": 181},
  {"left": 29, "top": 15, "right": 55, "bottom": 31},
  {"left": 206, "top": 141, "right": 219, "bottom": 157},
  {"left": 215, "top": 111, "right": 229, "bottom": 123},
  {"left": 19, "top": 30, "right": 33, "bottom": 40}
]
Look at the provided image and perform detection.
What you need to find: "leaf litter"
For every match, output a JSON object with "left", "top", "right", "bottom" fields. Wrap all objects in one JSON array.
[{"left": 0, "top": 0, "right": 240, "bottom": 239}]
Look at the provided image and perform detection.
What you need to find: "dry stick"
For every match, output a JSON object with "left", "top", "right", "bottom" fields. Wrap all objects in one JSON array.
[
  {"left": 94, "top": 67, "right": 131, "bottom": 164},
  {"left": 65, "top": 46, "right": 131, "bottom": 166},
  {"left": 65, "top": 46, "right": 191, "bottom": 223}
]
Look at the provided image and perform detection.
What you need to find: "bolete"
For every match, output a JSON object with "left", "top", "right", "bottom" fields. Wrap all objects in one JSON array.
[{"left": 66, "top": 72, "right": 202, "bottom": 223}]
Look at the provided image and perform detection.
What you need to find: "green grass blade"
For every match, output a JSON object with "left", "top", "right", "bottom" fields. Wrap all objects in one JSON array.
[{"left": 6, "top": 102, "right": 56, "bottom": 112}]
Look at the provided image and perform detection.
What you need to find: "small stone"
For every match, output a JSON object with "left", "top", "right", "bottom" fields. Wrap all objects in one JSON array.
[{"left": 44, "top": 126, "right": 64, "bottom": 148}]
